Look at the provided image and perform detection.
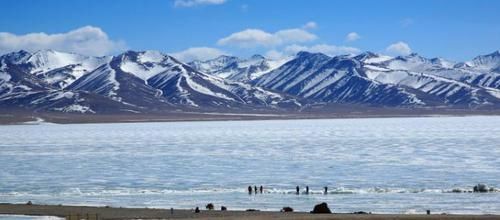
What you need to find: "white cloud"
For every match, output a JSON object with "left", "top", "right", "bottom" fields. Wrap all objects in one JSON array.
[
  {"left": 284, "top": 44, "right": 361, "bottom": 57},
  {"left": 171, "top": 47, "right": 227, "bottom": 62},
  {"left": 302, "top": 21, "right": 318, "bottom": 30},
  {"left": 174, "top": 0, "right": 227, "bottom": 7},
  {"left": 345, "top": 32, "right": 361, "bottom": 42},
  {"left": 217, "top": 28, "right": 317, "bottom": 48},
  {"left": 0, "top": 26, "right": 126, "bottom": 56},
  {"left": 386, "top": 41, "right": 412, "bottom": 56}
]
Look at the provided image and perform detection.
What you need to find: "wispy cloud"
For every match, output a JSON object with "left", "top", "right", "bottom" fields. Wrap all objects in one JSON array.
[
  {"left": 345, "top": 32, "right": 361, "bottom": 42},
  {"left": 217, "top": 28, "right": 317, "bottom": 48},
  {"left": 171, "top": 47, "right": 227, "bottom": 62},
  {"left": 0, "top": 26, "right": 126, "bottom": 56},
  {"left": 174, "top": 0, "right": 227, "bottom": 8},
  {"left": 302, "top": 21, "right": 318, "bottom": 30},
  {"left": 386, "top": 41, "right": 412, "bottom": 55}
]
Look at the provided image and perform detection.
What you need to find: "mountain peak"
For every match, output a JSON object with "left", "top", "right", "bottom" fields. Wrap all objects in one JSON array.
[
  {"left": 249, "top": 54, "right": 266, "bottom": 60},
  {"left": 296, "top": 51, "right": 314, "bottom": 57},
  {"left": 0, "top": 50, "right": 32, "bottom": 64},
  {"left": 487, "top": 50, "right": 500, "bottom": 57},
  {"left": 354, "top": 51, "right": 378, "bottom": 60},
  {"left": 295, "top": 51, "right": 330, "bottom": 59}
]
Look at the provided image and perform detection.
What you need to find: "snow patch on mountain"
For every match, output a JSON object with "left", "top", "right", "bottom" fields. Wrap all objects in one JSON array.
[{"left": 53, "top": 104, "right": 95, "bottom": 113}]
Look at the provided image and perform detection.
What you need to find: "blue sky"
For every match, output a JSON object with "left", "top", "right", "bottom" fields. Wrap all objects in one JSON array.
[{"left": 0, "top": 0, "right": 499, "bottom": 61}]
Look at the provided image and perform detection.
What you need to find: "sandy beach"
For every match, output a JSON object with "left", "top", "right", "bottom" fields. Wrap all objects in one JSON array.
[{"left": 1, "top": 204, "right": 499, "bottom": 220}]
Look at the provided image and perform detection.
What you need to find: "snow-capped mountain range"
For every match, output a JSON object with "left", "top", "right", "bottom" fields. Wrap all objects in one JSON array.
[
  {"left": 189, "top": 54, "right": 290, "bottom": 82},
  {"left": 1, "top": 49, "right": 499, "bottom": 114}
]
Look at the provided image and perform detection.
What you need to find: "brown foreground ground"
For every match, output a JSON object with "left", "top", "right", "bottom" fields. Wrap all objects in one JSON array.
[{"left": 1, "top": 204, "right": 499, "bottom": 220}]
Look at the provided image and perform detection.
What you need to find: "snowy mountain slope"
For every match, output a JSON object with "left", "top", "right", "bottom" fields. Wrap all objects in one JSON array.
[
  {"left": 0, "top": 57, "right": 139, "bottom": 113},
  {"left": 67, "top": 53, "right": 171, "bottom": 109},
  {"left": 360, "top": 52, "right": 500, "bottom": 105},
  {"left": 365, "top": 52, "right": 500, "bottom": 90},
  {"left": 189, "top": 55, "right": 289, "bottom": 83},
  {"left": 253, "top": 52, "right": 332, "bottom": 92},
  {"left": 254, "top": 52, "right": 423, "bottom": 106},
  {"left": 0, "top": 60, "right": 50, "bottom": 101},
  {"left": 254, "top": 51, "right": 500, "bottom": 107},
  {"left": 363, "top": 66, "right": 499, "bottom": 106},
  {"left": 146, "top": 54, "right": 300, "bottom": 109},
  {"left": 1, "top": 49, "right": 499, "bottom": 114},
  {"left": 462, "top": 51, "right": 500, "bottom": 72},
  {"left": 1, "top": 50, "right": 110, "bottom": 89},
  {"left": 67, "top": 50, "right": 300, "bottom": 110}
]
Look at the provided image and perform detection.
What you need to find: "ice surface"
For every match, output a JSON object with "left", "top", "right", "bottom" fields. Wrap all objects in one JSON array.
[{"left": 0, "top": 117, "right": 499, "bottom": 214}]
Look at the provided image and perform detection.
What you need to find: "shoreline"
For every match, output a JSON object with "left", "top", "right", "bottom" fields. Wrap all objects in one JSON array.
[
  {"left": 1, "top": 204, "right": 499, "bottom": 220},
  {"left": 2, "top": 110, "right": 500, "bottom": 125}
]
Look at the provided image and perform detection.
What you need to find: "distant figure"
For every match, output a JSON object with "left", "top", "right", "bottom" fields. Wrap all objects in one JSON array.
[
  {"left": 259, "top": 185, "right": 263, "bottom": 194},
  {"left": 195, "top": 207, "right": 200, "bottom": 213},
  {"left": 254, "top": 185, "right": 258, "bottom": 193},
  {"left": 170, "top": 208, "right": 174, "bottom": 215},
  {"left": 427, "top": 210, "right": 431, "bottom": 215},
  {"left": 26, "top": 201, "right": 33, "bottom": 205},
  {"left": 221, "top": 206, "right": 227, "bottom": 211},
  {"left": 324, "top": 186, "right": 328, "bottom": 194},
  {"left": 296, "top": 186, "right": 300, "bottom": 195},
  {"left": 248, "top": 186, "right": 252, "bottom": 194},
  {"left": 306, "top": 186, "right": 309, "bottom": 194},
  {"left": 206, "top": 203, "right": 214, "bottom": 210}
]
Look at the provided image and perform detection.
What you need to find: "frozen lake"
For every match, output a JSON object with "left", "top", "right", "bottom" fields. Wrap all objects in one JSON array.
[{"left": 0, "top": 116, "right": 499, "bottom": 214}]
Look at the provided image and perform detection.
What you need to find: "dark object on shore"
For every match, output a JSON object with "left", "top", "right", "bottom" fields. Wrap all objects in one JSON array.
[
  {"left": 451, "top": 188, "right": 463, "bottom": 193},
  {"left": 206, "top": 203, "right": 214, "bottom": 210},
  {"left": 246, "top": 209, "right": 259, "bottom": 212},
  {"left": 194, "top": 207, "right": 200, "bottom": 213},
  {"left": 260, "top": 185, "right": 263, "bottom": 194},
  {"left": 296, "top": 186, "right": 300, "bottom": 195},
  {"left": 221, "top": 206, "right": 227, "bottom": 211},
  {"left": 281, "top": 207, "right": 294, "bottom": 212},
  {"left": 427, "top": 210, "right": 431, "bottom": 215},
  {"left": 248, "top": 186, "right": 252, "bottom": 194},
  {"left": 353, "top": 211, "right": 369, "bottom": 214},
  {"left": 306, "top": 186, "right": 309, "bottom": 194},
  {"left": 474, "top": 184, "right": 488, "bottom": 193},
  {"left": 105, "top": 205, "right": 110, "bottom": 208},
  {"left": 26, "top": 201, "right": 32, "bottom": 205},
  {"left": 170, "top": 208, "right": 173, "bottom": 215},
  {"left": 310, "top": 202, "right": 332, "bottom": 214},
  {"left": 324, "top": 186, "right": 328, "bottom": 194},
  {"left": 254, "top": 185, "right": 258, "bottom": 193}
]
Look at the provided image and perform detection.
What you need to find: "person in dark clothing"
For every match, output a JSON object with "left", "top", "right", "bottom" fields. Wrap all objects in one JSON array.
[
  {"left": 296, "top": 186, "right": 300, "bottom": 194},
  {"left": 324, "top": 186, "right": 328, "bottom": 194},
  {"left": 306, "top": 186, "right": 309, "bottom": 194},
  {"left": 248, "top": 186, "right": 252, "bottom": 194},
  {"left": 194, "top": 207, "right": 200, "bottom": 213},
  {"left": 259, "top": 185, "right": 263, "bottom": 194},
  {"left": 254, "top": 185, "right": 258, "bottom": 193}
]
